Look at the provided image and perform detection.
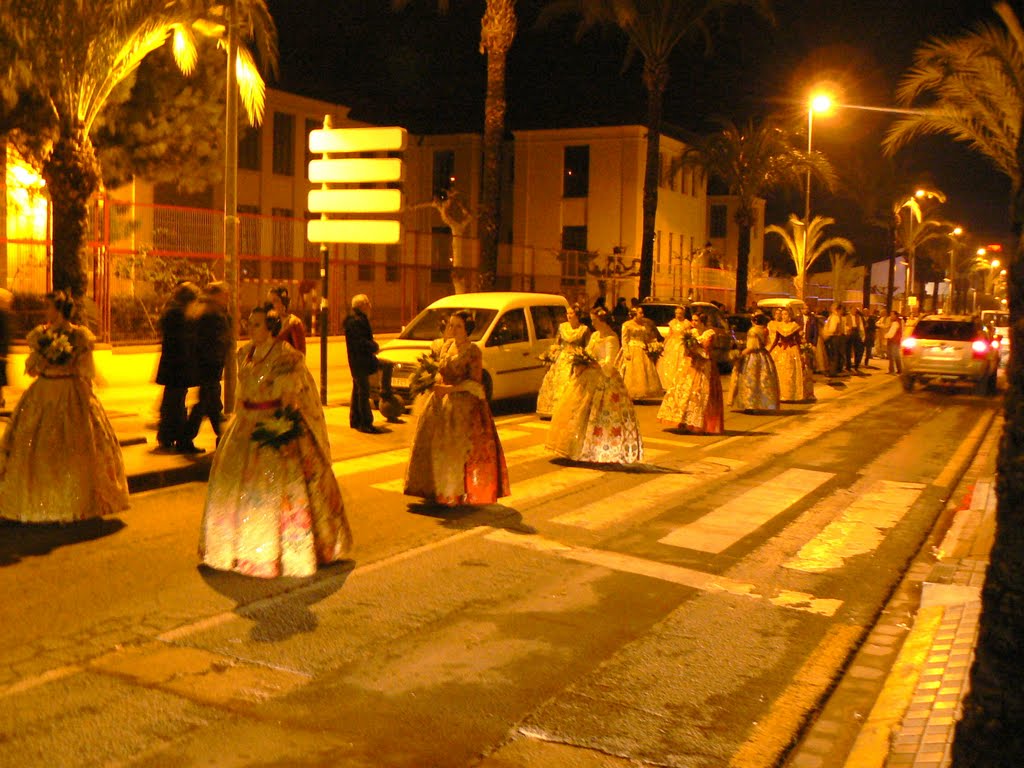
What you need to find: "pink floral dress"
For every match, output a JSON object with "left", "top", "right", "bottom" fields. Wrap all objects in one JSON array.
[{"left": 657, "top": 328, "right": 725, "bottom": 434}]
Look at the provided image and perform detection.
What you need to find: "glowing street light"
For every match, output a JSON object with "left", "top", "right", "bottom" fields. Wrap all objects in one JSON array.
[{"left": 803, "top": 91, "right": 834, "bottom": 266}]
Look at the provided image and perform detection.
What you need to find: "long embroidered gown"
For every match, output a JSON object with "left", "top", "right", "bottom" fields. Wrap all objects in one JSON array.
[
  {"left": 657, "top": 328, "right": 725, "bottom": 434},
  {"left": 728, "top": 324, "right": 781, "bottom": 413},
  {"left": 619, "top": 319, "right": 663, "bottom": 400},
  {"left": 657, "top": 318, "right": 692, "bottom": 389},
  {"left": 536, "top": 321, "right": 590, "bottom": 418},
  {"left": 200, "top": 340, "right": 352, "bottom": 577},
  {"left": 768, "top": 322, "right": 816, "bottom": 403},
  {"left": 546, "top": 331, "right": 644, "bottom": 464},
  {"left": 0, "top": 324, "right": 129, "bottom": 523},
  {"left": 405, "top": 339, "right": 510, "bottom": 506}
]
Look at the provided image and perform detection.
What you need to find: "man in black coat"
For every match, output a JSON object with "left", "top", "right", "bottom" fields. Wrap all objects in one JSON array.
[
  {"left": 185, "top": 282, "right": 233, "bottom": 451},
  {"left": 156, "top": 282, "right": 199, "bottom": 451},
  {"left": 344, "top": 293, "right": 381, "bottom": 434}
]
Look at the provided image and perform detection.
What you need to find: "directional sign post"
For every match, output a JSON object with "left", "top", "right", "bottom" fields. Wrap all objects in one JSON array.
[{"left": 307, "top": 117, "right": 407, "bottom": 403}]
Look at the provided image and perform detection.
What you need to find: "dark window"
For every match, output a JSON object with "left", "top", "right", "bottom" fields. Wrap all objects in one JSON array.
[
  {"left": 560, "top": 226, "right": 589, "bottom": 290},
  {"left": 304, "top": 118, "right": 319, "bottom": 175},
  {"left": 238, "top": 204, "right": 261, "bottom": 279},
  {"left": 238, "top": 126, "right": 260, "bottom": 171},
  {"left": 432, "top": 150, "right": 456, "bottom": 199},
  {"left": 272, "top": 112, "right": 295, "bottom": 176},
  {"left": 271, "top": 207, "right": 293, "bottom": 280},
  {"left": 400, "top": 308, "right": 496, "bottom": 342},
  {"left": 913, "top": 320, "right": 978, "bottom": 341},
  {"left": 431, "top": 226, "right": 452, "bottom": 284},
  {"left": 710, "top": 204, "right": 728, "bottom": 239},
  {"left": 485, "top": 309, "right": 529, "bottom": 347},
  {"left": 563, "top": 145, "right": 589, "bottom": 198},
  {"left": 357, "top": 243, "right": 375, "bottom": 282},
  {"left": 385, "top": 244, "right": 400, "bottom": 283},
  {"left": 561, "top": 225, "right": 587, "bottom": 253},
  {"left": 530, "top": 305, "right": 566, "bottom": 341}
]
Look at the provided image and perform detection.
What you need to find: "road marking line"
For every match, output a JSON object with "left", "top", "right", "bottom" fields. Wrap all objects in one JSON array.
[
  {"left": 496, "top": 428, "right": 530, "bottom": 441},
  {"left": 729, "top": 623, "right": 864, "bottom": 768},
  {"left": 333, "top": 448, "right": 409, "bottom": 477},
  {"left": 372, "top": 465, "right": 602, "bottom": 503},
  {"left": 933, "top": 413, "right": 992, "bottom": 489},
  {"left": 484, "top": 529, "right": 842, "bottom": 617},
  {"left": 552, "top": 459, "right": 744, "bottom": 530},
  {"left": 659, "top": 467, "right": 835, "bottom": 553},
  {"left": 520, "top": 420, "right": 700, "bottom": 449},
  {"left": 783, "top": 481, "right": 926, "bottom": 574}
]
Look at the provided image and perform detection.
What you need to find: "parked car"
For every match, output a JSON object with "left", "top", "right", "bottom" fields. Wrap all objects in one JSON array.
[
  {"left": 755, "top": 297, "right": 809, "bottom": 318},
  {"left": 377, "top": 292, "right": 570, "bottom": 403},
  {"left": 981, "top": 309, "right": 1010, "bottom": 367},
  {"left": 900, "top": 314, "right": 999, "bottom": 395},
  {"left": 640, "top": 298, "right": 735, "bottom": 371}
]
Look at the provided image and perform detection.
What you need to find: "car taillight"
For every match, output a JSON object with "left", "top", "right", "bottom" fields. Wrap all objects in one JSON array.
[
  {"left": 991, "top": 337, "right": 1001, "bottom": 349},
  {"left": 972, "top": 339, "right": 990, "bottom": 358},
  {"left": 901, "top": 337, "right": 917, "bottom": 355}
]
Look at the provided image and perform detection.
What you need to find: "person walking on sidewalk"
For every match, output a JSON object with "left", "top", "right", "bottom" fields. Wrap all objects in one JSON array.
[
  {"left": 156, "top": 282, "right": 199, "bottom": 452},
  {"left": 886, "top": 310, "right": 904, "bottom": 374},
  {"left": 344, "top": 294, "right": 382, "bottom": 434},
  {"left": 185, "top": 283, "right": 233, "bottom": 452}
]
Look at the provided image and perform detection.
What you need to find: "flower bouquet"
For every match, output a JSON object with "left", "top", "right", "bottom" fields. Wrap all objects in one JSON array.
[
  {"left": 646, "top": 340, "right": 665, "bottom": 363},
  {"left": 681, "top": 329, "right": 703, "bottom": 358},
  {"left": 408, "top": 350, "right": 440, "bottom": 398},
  {"left": 800, "top": 342, "right": 816, "bottom": 370},
  {"left": 34, "top": 327, "right": 74, "bottom": 365},
  {"left": 251, "top": 405, "right": 303, "bottom": 450},
  {"left": 537, "top": 344, "right": 561, "bottom": 367},
  {"left": 570, "top": 350, "right": 599, "bottom": 373}
]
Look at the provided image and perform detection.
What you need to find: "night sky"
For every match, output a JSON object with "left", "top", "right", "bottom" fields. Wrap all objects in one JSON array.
[{"left": 266, "top": 0, "right": 1010, "bottom": 245}]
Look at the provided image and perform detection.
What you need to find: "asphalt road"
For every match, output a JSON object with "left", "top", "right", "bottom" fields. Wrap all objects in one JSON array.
[{"left": 0, "top": 370, "right": 999, "bottom": 767}]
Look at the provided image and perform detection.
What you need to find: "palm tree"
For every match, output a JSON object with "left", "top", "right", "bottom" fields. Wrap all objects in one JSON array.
[
  {"left": 884, "top": 3, "right": 1024, "bottom": 764},
  {"left": 0, "top": 0, "right": 276, "bottom": 297},
  {"left": 393, "top": 0, "right": 516, "bottom": 290},
  {"left": 896, "top": 196, "right": 955, "bottom": 307},
  {"left": 764, "top": 214, "right": 854, "bottom": 301},
  {"left": 679, "top": 117, "right": 835, "bottom": 311},
  {"left": 542, "top": 0, "right": 773, "bottom": 301}
]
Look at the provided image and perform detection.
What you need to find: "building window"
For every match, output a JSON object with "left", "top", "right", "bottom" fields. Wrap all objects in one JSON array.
[
  {"left": 385, "top": 244, "right": 400, "bottom": 283},
  {"left": 431, "top": 227, "right": 452, "bottom": 284},
  {"left": 710, "top": 204, "right": 728, "bottom": 239},
  {"left": 271, "top": 207, "right": 293, "bottom": 281},
  {"left": 304, "top": 118, "right": 320, "bottom": 176},
  {"left": 357, "top": 243, "right": 375, "bottom": 282},
  {"left": 432, "top": 150, "right": 456, "bottom": 200},
  {"left": 272, "top": 112, "right": 295, "bottom": 176},
  {"left": 238, "top": 126, "right": 260, "bottom": 171},
  {"left": 560, "top": 226, "right": 588, "bottom": 289},
  {"left": 563, "top": 145, "right": 589, "bottom": 198},
  {"left": 238, "top": 204, "right": 261, "bottom": 279}
]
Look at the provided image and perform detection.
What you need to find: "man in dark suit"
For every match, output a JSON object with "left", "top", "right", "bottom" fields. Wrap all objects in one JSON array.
[
  {"left": 156, "top": 281, "right": 199, "bottom": 451},
  {"left": 344, "top": 293, "right": 382, "bottom": 434},
  {"left": 185, "top": 282, "right": 233, "bottom": 451}
]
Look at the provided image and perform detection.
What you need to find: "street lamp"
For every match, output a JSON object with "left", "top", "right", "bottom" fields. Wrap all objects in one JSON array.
[
  {"left": 948, "top": 226, "right": 963, "bottom": 312},
  {"left": 803, "top": 93, "right": 833, "bottom": 283}
]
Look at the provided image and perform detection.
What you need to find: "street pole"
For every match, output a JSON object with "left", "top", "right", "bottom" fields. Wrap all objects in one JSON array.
[
  {"left": 803, "top": 107, "right": 812, "bottom": 294},
  {"left": 319, "top": 114, "right": 333, "bottom": 407},
  {"left": 223, "top": 0, "right": 239, "bottom": 413}
]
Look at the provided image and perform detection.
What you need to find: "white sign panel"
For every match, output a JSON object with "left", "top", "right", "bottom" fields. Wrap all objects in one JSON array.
[
  {"left": 308, "top": 126, "right": 407, "bottom": 154},
  {"left": 308, "top": 188, "right": 403, "bottom": 214},
  {"left": 307, "top": 219, "right": 402, "bottom": 245}
]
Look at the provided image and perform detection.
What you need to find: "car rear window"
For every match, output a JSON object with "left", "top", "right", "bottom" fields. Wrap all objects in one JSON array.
[
  {"left": 913, "top": 320, "right": 978, "bottom": 341},
  {"left": 641, "top": 304, "right": 682, "bottom": 326}
]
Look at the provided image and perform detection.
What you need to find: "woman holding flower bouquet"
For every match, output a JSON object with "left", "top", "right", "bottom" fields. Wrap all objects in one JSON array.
[
  {"left": 728, "top": 313, "right": 781, "bottom": 413},
  {"left": 0, "top": 292, "right": 129, "bottom": 523},
  {"left": 657, "top": 313, "right": 724, "bottom": 434},
  {"left": 656, "top": 305, "right": 692, "bottom": 389},
  {"left": 546, "top": 307, "right": 644, "bottom": 464},
  {"left": 405, "top": 311, "right": 510, "bottom": 506},
  {"left": 618, "top": 307, "right": 663, "bottom": 401},
  {"left": 766, "top": 307, "right": 815, "bottom": 403},
  {"left": 200, "top": 306, "right": 351, "bottom": 578},
  {"left": 536, "top": 304, "right": 590, "bottom": 419}
]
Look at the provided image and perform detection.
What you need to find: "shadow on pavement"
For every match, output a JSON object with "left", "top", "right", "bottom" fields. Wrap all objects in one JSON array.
[
  {"left": 0, "top": 517, "right": 127, "bottom": 567},
  {"left": 406, "top": 502, "right": 537, "bottom": 534},
  {"left": 548, "top": 456, "right": 683, "bottom": 474},
  {"left": 199, "top": 560, "right": 353, "bottom": 643}
]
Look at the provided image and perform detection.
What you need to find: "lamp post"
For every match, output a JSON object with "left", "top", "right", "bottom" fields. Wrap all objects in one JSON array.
[
  {"left": 947, "top": 226, "right": 963, "bottom": 312},
  {"left": 803, "top": 94, "right": 833, "bottom": 264}
]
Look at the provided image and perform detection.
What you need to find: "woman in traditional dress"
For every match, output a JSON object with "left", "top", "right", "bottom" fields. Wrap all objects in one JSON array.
[
  {"left": 536, "top": 304, "right": 590, "bottom": 419},
  {"left": 766, "top": 307, "right": 784, "bottom": 349},
  {"left": 657, "top": 312, "right": 725, "bottom": 434},
  {"left": 656, "top": 305, "right": 692, "bottom": 390},
  {"left": 0, "top": 292, "right": 129, "bottom": 523},
  {"left": 546, "top": 307, "right": 643, "bottom": 464},
  {"left": 767, "top": 307, "right": 815, "bottom": 402},
  {"left": 618, "top": 306, "right": 663, "bottom": 401},
  {"left": 728, "top": 313, "right": 781, "bottom": 413},
  {"left": 268, "top": 286, "right": 306, "bottom": 356},
  {"left": 405, "top": 311, "right": 510, "bottom": 506},
  {"left": 200, "top": 306, "right": 351, "bottom": 578}
]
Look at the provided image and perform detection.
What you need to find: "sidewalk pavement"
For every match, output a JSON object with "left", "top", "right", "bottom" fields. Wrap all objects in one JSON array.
[{"left": 786, "top": 411, "right": 1000, "bottom": 768}]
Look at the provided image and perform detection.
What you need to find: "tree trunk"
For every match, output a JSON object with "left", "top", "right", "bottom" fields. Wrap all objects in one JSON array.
[
  {"left": 639, "top": 61, "right": 668, "bottom": 302},
  {"left": 795, "top": 271, "right": 805, "bottom": 301},
  {"left": 862, "top": 261, "right": 872, "bottom": 307},
  {"left": 42, "top": 132, "right": 101, "bottom": 298},
  {"left": 477, "top": 0, "right": 515, "bottom": 291},
  {"left": 886, "top": 225, "right": 897, "bottom": 313},
  {"left": 951, "top": 120, "right": 1024, "bottom": 767},
  {"left": 451, "top": 229, "right": 469, "bottom": 294},
  {"left": 735, "top": 220, "right": 752, "bottom": 312}
]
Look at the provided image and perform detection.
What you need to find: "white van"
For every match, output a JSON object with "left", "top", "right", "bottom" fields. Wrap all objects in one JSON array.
[
  {"left": 756, "top": 297, "right": 808, "bottom": 317},
  {"left": 378, "top": 292, "right": 570, "bottom": 402}
]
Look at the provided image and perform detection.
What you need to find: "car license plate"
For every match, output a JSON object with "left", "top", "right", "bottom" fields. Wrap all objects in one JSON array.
[
  {"left": 924, "top": 346, "right": 957, "bottom": 357},
  {"left": 392, "top": 377, "right": 410, "bottom": 389}
]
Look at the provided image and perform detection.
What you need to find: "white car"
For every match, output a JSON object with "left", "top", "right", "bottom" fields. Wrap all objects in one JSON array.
[
  {"left": 378, "top": 292, "right": 570, "bottom": 402},
  {"left": 981, "top": 310, "right": 1009, "bottom": 367}
]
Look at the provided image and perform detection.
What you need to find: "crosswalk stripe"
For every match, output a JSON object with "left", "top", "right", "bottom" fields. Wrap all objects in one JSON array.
[
  {"left": 659, "top": 467, "right": 835, "bottom": 554},
  {"left": 552, "top": 458, "right": 744, "bottom": 530},
  {"left": 484, "top": 529, "right": 843, "bottom": 617},
  {"left": 783, "top": 480, "right": 926, "bottom": 574},
  {"left": 333, "top": 448, "right": 409, "bottom": 477}
]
